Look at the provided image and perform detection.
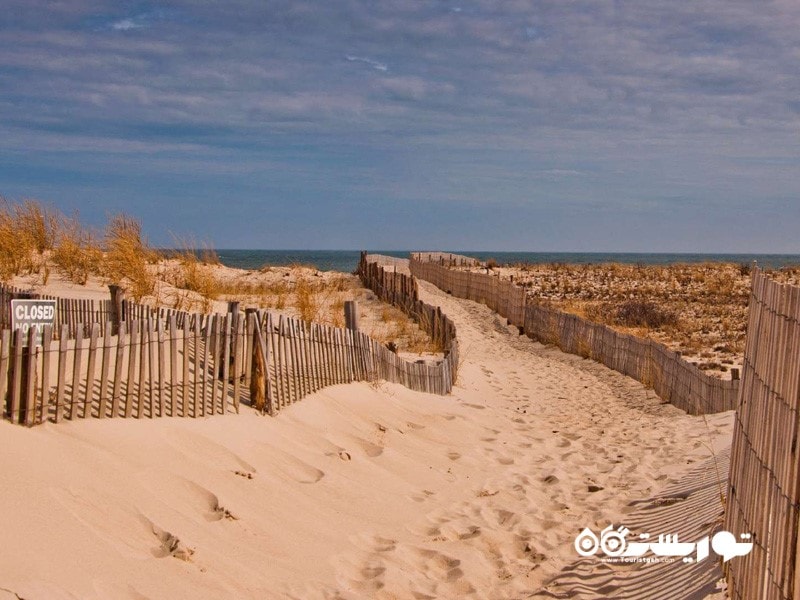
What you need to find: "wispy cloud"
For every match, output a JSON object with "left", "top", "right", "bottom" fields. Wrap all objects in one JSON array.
[
  {"left": 111, "top": 18, "right": 144, "bottom": 31},
  {"left": 345, "top": 54, "right": 388, "bottom": 72}
]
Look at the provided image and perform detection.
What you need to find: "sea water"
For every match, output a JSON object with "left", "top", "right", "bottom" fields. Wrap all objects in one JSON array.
[{"left": 212, "top": 250, "right": 800, "bottom": 273}]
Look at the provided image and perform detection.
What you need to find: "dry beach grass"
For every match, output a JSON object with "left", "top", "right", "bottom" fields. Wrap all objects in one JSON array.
[{"left": 474, "top": 260, "right": 800, "bottom": 379}]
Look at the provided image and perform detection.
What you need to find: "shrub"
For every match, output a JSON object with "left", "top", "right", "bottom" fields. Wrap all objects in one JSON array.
[
  {"left": 165, "top": 239, "right": 222, "bottom": 313},
  {"left": 295, "top": 277, "right": 319, "bottom": 323},
  {"left": 614, "top": 300, "right": 677, "bottom": 329},
  {"left": 0, "top": 199, "right": 57, "bottom": 279},
  {"left": 15, "top": 200, "right": 57, "bottom": 254},
  {"left": 52, "top": 216, "right": 103, "bottom": 285},
  {"left": 104, "top": 214, "right": 156, "bottom": 301}
]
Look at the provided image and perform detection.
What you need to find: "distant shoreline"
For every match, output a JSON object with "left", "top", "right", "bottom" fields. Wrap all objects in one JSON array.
[{"left": 196, "top": 249, "right": 800, "bottom": 273}]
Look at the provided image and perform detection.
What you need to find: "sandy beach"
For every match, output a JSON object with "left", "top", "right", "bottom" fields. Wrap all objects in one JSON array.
[{"left": 0, "top": 275, "right": 732, "bottom": 599}]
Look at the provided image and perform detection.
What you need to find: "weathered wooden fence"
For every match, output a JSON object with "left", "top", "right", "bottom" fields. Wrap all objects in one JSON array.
[
  {"left": 724, "top": 269, "right": 800, "bottom": 600},
  {"left": 1, "top": 312, "right": 248, "bottom": 426},
  {"left": 356, "top": 252, "right": 459, "bottom": 389},
  {"left": 409, "top": 255, "right": 738, "bottom": 415},
  {"left": 2, "top": 256, "right": 460, "bottom": 426},
  {"left": 0, "top": 283, "right": 115, "bottom": 338},
  {"left": 410, "top": 257, "right": 527, "bottom": 330},
  {"left": 411, "top": 252, "right": 481, "bottom": 267}
]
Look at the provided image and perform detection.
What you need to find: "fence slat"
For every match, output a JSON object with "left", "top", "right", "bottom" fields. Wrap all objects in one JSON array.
[
  {"left": 125, "top": 320, "right": 139, "bottom": 418},
  {"left": 69, "top": 327, "right": 84, "bottom": 420},
  {"left": 0, "top": 331, "right": 10, "bottom": 420},
  {"left": 40, "top": 326, "right": 53, "bottom": 423},
  {"left": 23, "top": 327, "right": 38, "bottom": 426},
  {"left": 221, "top": 316, "right": 231, "bottom": 414}
]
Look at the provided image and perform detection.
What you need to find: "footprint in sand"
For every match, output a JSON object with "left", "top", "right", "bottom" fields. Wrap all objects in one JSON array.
[
  {"left": 346, "top": 435, "right": 384, "bottom": 457},
  {"left": 164, "top": 429, "right": 256, "bottom": 473},
  {"left": 408, "top": 489, "right": 436, "bottom": 503},
  {"left": 494, "top": 508, "right": 517, "bottom": 528},
  {"left": 333, "top": 556, "right": 387, "bottom": 593},
  {"left": 410, "top": 547, "right": 464, "bottom": 582},
  {"left": 447, "top": 451, "right": 461, "bottom": 461},
  {"left": 371, "top": 536, "right": 398, "bottom": 553},
  {"left": 456, "top": 525, "right": 482, "bottom": 540},
  {"left": 265, "top": 448, "right": 326, "bottom": 484},
  {"left": 139, "top": 514, "right": 195, "bottom": 561}
]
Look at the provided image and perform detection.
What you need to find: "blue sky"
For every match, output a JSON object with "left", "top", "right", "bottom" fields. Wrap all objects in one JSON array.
[{"left": 1, "top": 1, "right": 799, "bottom": 251}]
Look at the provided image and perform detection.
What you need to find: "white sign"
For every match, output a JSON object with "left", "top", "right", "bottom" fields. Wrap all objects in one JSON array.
[{"left": 10, "top": 299, "right": 56, "bottom": 346}]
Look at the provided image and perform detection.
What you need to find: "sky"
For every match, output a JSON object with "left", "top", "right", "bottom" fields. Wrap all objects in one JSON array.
[{"left": 1, "top": 1, "right": 799, "bottom": 252}]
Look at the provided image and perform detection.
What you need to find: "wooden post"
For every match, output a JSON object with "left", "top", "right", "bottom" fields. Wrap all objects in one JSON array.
[
  {"left": 250, "top": 313, "right": 267, "bottom": 414},
  {"left": 40, "top": 325, "right": 53, "bottom": 423},
  {"left": 109, "top": 285, "right": 125, "bottom": 336},
  {"left": 23, "top": 327, "right": 38, "bottom": 426},
  {"left": 344, "top": 301, "right": 359, "bottom": 331}
]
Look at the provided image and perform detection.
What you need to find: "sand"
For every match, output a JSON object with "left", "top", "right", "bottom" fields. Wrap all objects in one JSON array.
[{"left": 0, "top": 278, "right": 733, "bottom": 599}]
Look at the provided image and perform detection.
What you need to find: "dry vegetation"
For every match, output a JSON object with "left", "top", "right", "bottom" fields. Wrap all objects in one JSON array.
[
  {"left": 1, "top": 198, "right": 438, "bottom": 356},
  {"left": 477, "top": 260, "right": 800, "bottom": 378}
]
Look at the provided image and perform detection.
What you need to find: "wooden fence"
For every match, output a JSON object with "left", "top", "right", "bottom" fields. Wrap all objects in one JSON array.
[
  {"left": 724, "top": 269, "right": 800, "bottom": 600},
  {"left": 2, "top": 255, "right": 459, "bottom": 426},
  {"left": 411, "top": 252, "right": 481, "bottom": 267},
  {"left": 1, "top": 312, "right": 247, "bottom": 426},
  {"left": 410, "top": 258, "right": 527, "bottom": 330},
  {"left": 356, "top": 252, "right": 459, "bottom": 392},
  {"left": 0, "top": 283, "right": 199, "bottom": 339},
  {"left": 0, "top": 283, "right": 115, "bottom": 338},
  {"left": 409, "top": 256, "right": 738, "bottom": 415}
]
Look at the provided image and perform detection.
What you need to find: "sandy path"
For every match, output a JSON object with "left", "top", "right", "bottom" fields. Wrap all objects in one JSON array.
[
  {"left": 0, "top": 280, "right": 732, "bottom": 600},
  {"left": 331, "top": 280, "right": 733, "bottom": 598}
]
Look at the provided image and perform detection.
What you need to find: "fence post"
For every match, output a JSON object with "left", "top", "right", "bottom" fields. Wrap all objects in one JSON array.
[
  {"left": 222, "top": 301, "right": 240, "bottom": 380},
  {"left": 249, "top": 312, "right": 266, "bottom": 414},
  {"left": 109, "top": 285, "right": 125, "bottom": 335},
  {"left": 344, "top": 301, "right": 359, "bottom": 331}
]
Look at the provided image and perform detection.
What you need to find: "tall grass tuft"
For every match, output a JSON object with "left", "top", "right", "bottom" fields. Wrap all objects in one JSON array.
[
  {"left": 177, "top": 249, "right": 221, "bottom": 313},
  {"left": 104, "top": 214, "right": 156, "bottom": 301},
  {"left": 52, "top": 216, "right": 103, "bottom": 285},
  {"left": 15, "top": 200, "right": 57, "bottom": 254},
  {"left": 0, "top": 198, "right": 58, "bottom": 280},
  {"left": 295, "top": 277, "right": 319, "bottom": 323}
]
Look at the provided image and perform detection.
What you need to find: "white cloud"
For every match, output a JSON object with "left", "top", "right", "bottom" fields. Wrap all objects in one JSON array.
[
  {"left": 345, "top": 55, "right": 388, "bottom": 72},
  {"left": 111, "top": 18, "right": 143, "bottom": 31}
]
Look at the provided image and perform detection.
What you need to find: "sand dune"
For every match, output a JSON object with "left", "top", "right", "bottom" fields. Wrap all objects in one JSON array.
[{"left": 0, "top": 279, "right": 732, "bottom": 599}]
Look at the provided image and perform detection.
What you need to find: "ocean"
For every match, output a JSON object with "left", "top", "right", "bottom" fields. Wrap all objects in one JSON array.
[{"left": 213, "top": 250, "right": 800, "bottom": 273}]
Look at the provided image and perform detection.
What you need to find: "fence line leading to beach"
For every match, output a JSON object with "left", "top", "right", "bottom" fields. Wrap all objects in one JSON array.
[
  {"left": 409, "top": 254, "right": 738, "bottom": 415},
  {"left": 410, "top": 252, "right": 481, "bottom": 268},
  {"left": 356, "top": 252, "right": 459, "bottom": 390},
  {"left": 1, "top": 255, "right": 459, "bottom": 425},
  {"left": 724, "top": 268, "right": 800, "bottom": 600}
]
